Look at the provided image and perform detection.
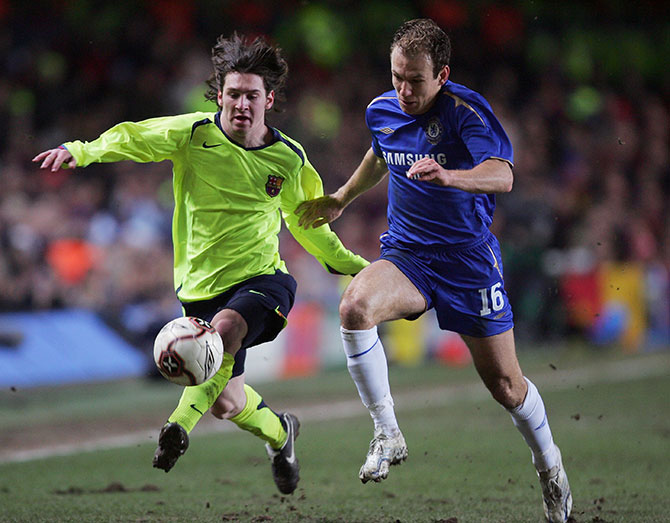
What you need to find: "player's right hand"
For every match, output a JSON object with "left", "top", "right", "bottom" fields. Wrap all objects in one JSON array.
[
  {"left": 32, "top": 147, "right": 77, "bottom": 172},
  {"left": 294, "top": 195, "right": 344, "bottom": 229}
]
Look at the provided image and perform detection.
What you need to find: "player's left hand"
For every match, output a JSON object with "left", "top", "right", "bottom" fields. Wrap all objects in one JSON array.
[
  {"left": 406, "top": 158, "right": 450, "bottom": 186},
  {"left": 32, "top": 147, "right": 77, "bottom": 172},
  {"left": 294, "top": 194, "right": 344, "bottom": 229}
]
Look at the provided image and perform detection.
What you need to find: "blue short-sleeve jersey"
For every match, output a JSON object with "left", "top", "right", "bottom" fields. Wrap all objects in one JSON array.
[{"left": 366, "top": 80, "right": 513, "bottom": 248}]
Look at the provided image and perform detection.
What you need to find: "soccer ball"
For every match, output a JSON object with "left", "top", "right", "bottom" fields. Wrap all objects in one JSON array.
[{"left": 153, "top": 316, "right": 224, "bottom": 386}]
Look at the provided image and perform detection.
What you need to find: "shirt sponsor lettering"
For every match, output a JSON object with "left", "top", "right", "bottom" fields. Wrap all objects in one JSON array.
[{"left": 382, "top": 151, "right": 448, "bottom": 167}]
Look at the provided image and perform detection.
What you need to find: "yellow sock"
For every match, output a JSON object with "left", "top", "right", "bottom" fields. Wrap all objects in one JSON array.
[
  {"left": 168, "top": 352, "right": 235, "bottom": 433},
  {"left": 230, "top": 384, "right": 287, "bottom": 449}
]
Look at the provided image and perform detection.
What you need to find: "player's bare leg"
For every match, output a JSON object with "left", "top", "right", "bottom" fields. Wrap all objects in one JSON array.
[
  {"left": 340, "top": 260, "right": 427, "bottom": 329},
  {"left": 463, "top": 330, "right": 572, "bottom": 522},
  {"left": 339, "top": 260, "right": 425, "bottom": 482},
  {"left": 210, "top": 374, "right": 247, "bottom": 419},
  {"left": 462, "top": 329, "right": 526, "bottom": 409}
]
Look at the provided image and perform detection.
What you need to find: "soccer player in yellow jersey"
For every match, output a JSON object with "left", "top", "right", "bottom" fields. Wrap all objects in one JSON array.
[{"left": 34, "top": 33, "right": 368, "bottom": 495}]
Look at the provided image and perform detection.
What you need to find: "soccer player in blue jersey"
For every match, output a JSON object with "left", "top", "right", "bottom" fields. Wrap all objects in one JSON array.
[
  {"left": 296, "top": 18, "right": 571, "bottom": 521},
  {"left": 34, "top": 33, "right": 368, "bottom": 496}
]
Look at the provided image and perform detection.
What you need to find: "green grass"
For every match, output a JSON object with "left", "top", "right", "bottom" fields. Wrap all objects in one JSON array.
[{"left": 0, "top": 348, "right": 669, "bottom": 522}]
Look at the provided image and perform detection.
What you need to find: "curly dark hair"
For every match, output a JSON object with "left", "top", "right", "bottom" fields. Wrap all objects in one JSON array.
[
  {"left": 390, "top": 19, "right": 451, "bottom": 78},
  {"left": 205, "top": 33, "right": 288, "bottom": 110}
]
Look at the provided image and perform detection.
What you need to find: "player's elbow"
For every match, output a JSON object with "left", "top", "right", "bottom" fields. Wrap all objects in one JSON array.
[
  {"left": 499, "top": 165, "right": 513, "bottom": 193},
  {"left": 484, "top": 160, "right": 513, "bottom": 193},
  {"left": 502, "top": 173, "right": 513, "bottom": 193}
]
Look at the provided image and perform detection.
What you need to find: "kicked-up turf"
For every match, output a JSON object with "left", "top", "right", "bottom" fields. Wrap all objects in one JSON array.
[{"left": 0, "top": 348, "right": 668, "bottom": 522}]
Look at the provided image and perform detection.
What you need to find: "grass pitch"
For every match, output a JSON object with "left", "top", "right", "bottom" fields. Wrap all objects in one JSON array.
[{"left": 0, "top": 347, "right": 669, "bottom": 522}]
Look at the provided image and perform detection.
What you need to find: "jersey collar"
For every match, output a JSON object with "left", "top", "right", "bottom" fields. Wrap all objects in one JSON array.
[{"left": 214, "top": 111, "right": 280, "bottom": 151}]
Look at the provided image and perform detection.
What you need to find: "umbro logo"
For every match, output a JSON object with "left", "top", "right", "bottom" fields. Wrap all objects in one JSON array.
[{"left": 202, "top": 142, "right": 223, "bottom": 148}]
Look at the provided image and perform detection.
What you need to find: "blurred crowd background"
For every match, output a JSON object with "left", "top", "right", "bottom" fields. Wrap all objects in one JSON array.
[{"left": 1, "top": 1, "right": 668, "bottom": 364}]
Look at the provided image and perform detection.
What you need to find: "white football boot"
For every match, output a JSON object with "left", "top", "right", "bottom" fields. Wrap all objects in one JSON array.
[
  {"left": 537, "top": 445, "right": 572, "bottom": 522},
  {"left": 359, "top": 431, "right": 408, "bottom": 483}
]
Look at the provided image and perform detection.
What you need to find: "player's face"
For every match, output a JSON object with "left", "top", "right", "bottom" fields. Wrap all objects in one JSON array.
[
  {"left": 217, "top": 72, "right": 275, "bottom": 146},
  {"left": 390, "top": 48, "right": 449, "bottom": 115}
]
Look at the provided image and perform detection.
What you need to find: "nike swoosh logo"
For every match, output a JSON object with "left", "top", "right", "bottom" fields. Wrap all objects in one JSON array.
[
  {"left": 202, "top": 142, "right": 223, "bottom": 148},
  {"left": 285, "top": 442, "right": 296, "bottom": 464},
  {"left": 248, "top": 290, "right": 266, "bottom": 297},
  {"left": 190, "top": 403, "right": 204, "bottom": 415},
  {"left": 283, "top": 421, "right": 296, "bottom": 464}
]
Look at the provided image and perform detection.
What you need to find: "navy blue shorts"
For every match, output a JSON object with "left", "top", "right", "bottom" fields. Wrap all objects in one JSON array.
[
  {"left": 181, "top": 270, "right": 297, "bottom": 377},
  {"left": 379, "top": 232, "right": 514, "bottom": 337}
]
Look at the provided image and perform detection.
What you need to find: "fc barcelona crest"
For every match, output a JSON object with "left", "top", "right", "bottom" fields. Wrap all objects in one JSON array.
[{"left": 265, "top": 174, "right": 285, "bottom": 197}]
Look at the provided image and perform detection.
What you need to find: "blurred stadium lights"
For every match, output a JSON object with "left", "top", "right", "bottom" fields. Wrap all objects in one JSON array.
[{"left": 0, "top": 1, "right": 667, "bottom": 381}]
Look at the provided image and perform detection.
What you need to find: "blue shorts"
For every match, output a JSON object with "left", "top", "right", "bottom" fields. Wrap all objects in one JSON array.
[
  {"left": 181, "top": 270, "right": 297, "bottom": 377},
  {"left": 379, "top": 232, "right": 514, "bottom": 337}
]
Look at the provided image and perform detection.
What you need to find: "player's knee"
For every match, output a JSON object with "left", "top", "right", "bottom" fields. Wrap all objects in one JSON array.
[
  {"left": 212, "top": 315, "right": 245, "bottom": 352},
  {"left": 339, "top": 291, "right": 374, "bottom": 330},
  {"left": 486, "top": 376, "right": 525, "bottom": 409}
]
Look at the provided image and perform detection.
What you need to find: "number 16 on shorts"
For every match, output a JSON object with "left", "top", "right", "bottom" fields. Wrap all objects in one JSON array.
[{"left": 478, "top": 282, "right": 505, "bottom": 316}]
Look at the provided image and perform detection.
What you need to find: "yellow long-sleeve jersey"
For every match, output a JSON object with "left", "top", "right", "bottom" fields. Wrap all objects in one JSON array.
[{"left": 65, "top": 111, "right": 368, "bottom": 302}]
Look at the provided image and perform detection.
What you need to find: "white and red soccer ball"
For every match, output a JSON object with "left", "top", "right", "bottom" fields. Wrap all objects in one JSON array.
[{"left": 153, "top": 316, "right": 224, "bottom": 386}]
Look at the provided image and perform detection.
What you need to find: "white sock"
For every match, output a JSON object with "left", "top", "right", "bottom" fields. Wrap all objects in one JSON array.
[
  {"left": 508, "top": 377, "right": 558, "bottom": 471},
  {"left": 341, "top": 326, "right": 400, "bottom": 436}
]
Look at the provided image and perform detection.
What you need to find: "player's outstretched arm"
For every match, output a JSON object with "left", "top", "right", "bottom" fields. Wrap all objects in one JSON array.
[
  {"left": 32, "top": 147, "right": 77, "bottom": 172},
  {"left": 295, "top": 148, "right": 388, "bottom": 229},
  {"left": 282, "top": 154, "right": 370, "bottom": 276}
]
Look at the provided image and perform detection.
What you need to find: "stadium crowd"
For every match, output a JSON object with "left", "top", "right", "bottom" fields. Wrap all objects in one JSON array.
[{"left": 1, "top": 1, "right": 668, "bottom": 352}]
